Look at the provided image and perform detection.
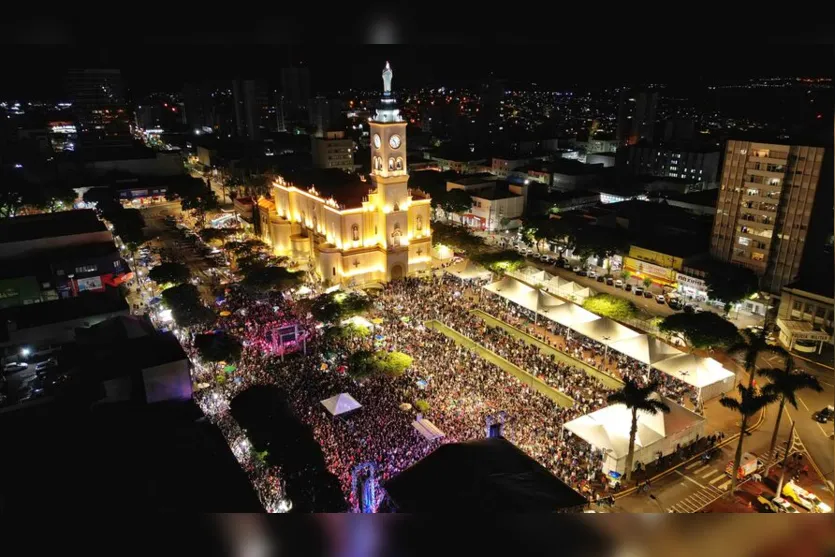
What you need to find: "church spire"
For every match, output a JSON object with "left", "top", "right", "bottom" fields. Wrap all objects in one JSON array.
[{"left": 382, "top": 61, "right": 393, "bottom": 96}]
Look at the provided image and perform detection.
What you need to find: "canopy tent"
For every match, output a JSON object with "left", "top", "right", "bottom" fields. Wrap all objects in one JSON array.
[
  {"left": 544, "top": 302, "right": 600, "bottom": 328},
  {"left": 652, "top": 354, "right": 736, "bottom": 401},
  {"left": 559, "top": 282, "right": 592, "bottom": 302},
  {"left": 515, "top": 266, "right": 554, "bottom": 284},
  {"left": 445, "top": 259, "right": 492, "bottom": 281},
  {"left": 608, "top": 334, "right": 684, "bottom": 366},
  {"left": 536, "top": 291, "right": 565, "bottom": 318},
  {"left": 320, "top": 393, "right": 362, "bottom": 416},
  {"left": 484, "top": 276, "right": 541, "bottom": 313},
  {"left": 564, "top": 395, "right": 705, "bottom": 475},
  {"left": 543, "top": 276, "right": 572, "bottom": 293},
  {"left": 571, "top": 317, "right": 642, "bottom": 345},
  {"left": 412, "top": 418, "right": 445, "bottom": 441}
]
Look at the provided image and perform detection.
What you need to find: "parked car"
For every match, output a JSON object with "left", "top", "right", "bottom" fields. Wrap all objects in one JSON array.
[
  {"left": 771, "top": 496, "right": 799, "bottom": 514},
  {"left": 783, "top": 481, "right": 832, "bottom": 513},
  {"left": 541, "top": 255, "right": 552, "bottom": 263},
  {"left": 3, "top": 362, "right": 28, "bottom": 373},
  {"left": 756, "top": 495, "right": 779, "bottom": 513},
  {"left": 614, "top": 279, "right": 623, "bottom": 288},
  {"left": 813, "top": 405, "right": 834, "bottom": 424},
  {"left": 562, "top": 260, "right": 571, "bottom": 269},
  {"left": 572, "top": 266, "right": 582, "bottom": 273},
  {"left": 606, "top": 277, "right": 614, "bottom": 286},
  {"left": 34, "top": 358, "right": 58, "bottom": 373},
  {"left": 656, "top": 295, "right": 666, "bottom": 304},
  {"left": 587, "top": 271, "right": 597, "bottom": 279},
  {"left": 596, "top": 276, "right": 605, "bottom": 283},
  {"left": 625, "top": 284, "right": 632, "bottom": 292},
  {"left": 643, "top": 290, "right": 653, "bottom": 298},
  {"left": 634, "top": 287, "right": 644, "bottom": 296},
  {"left": 693, "top": 306, "right": 705, "bottom": 314}
]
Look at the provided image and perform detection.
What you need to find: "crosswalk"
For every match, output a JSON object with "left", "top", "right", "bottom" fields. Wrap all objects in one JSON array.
[{"left": 667, "top": 460, "right": 735, "bottom": 513}]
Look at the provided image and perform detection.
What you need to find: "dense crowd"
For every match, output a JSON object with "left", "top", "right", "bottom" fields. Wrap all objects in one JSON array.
[{"left": 185, "top": 268, "right": 698, "bottom": 511}]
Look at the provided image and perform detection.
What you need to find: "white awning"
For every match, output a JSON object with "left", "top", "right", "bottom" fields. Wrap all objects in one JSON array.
[
  {"left": 445, "top": 259, "right": 492, "bottom": 281},
  {"left": 484, "top": 276, "right": 561, "bottom": 314},
  {"left": 320, "top": 393, "right": 362, "bottom": 416},
  {"left": 571, "top": 317, "right": 642, "bottom": 345},
  {"left": 652, "top": 354, "right": 736, "bottom": 398},
  {"left": 608, "top": 334, "right": 683, "bottom": 365},
  {"left": 543, "top": 302, "right": 600, "bottom": 327},
  {"left": 412, "top": 418, "right": 445, "bottom": 441},
  {"left": 564, "top": 395, "right": 705, "bottom": 460}
]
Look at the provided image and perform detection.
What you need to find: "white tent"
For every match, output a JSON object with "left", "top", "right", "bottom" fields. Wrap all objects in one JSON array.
[
  {"left": 321, "top": 393, "right": 362, "bottom": 416},
  {"left": 652, "top": 354, "right": 737, "bottom": 401},
  {"left": 608, "top": 334, "right": 684, "bottom": 366},
  {"left": 544, "top": 303, "right": 600, "bottom": 328},
  {"left": 412, "top": 418, "right": 445, "bottom": 441},
  {"left": 445, "top": 259, "right": 492, "bottom": 281},
  {"left": 485, "top": 277, "right": 564, "bottom": 316},
  {"left": 564, "top": 395, "right": 705, "bottom": 475},
  {"left": 516, "top": 266, "right": 553, "bottom": 284},
  {"left": 571, "top": 317, "right": 642, "bottom": 345},
  {"left": 543, "top": 276, "right": 572, "bottom": 293}
]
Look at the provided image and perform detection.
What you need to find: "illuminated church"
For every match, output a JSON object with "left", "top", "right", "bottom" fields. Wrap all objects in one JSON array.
[{"left": 258, "top": 62, "right": 432, "bottom": 284}]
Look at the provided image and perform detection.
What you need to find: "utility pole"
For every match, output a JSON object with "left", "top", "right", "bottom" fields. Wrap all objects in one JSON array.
[{"left": 775, "top": 421, "right": 796, "bottom": 498}]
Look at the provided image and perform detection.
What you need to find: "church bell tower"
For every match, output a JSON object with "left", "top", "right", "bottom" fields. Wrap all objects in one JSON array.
[{"left": 369, "top": 62, "right": 408, "bottom": 210}]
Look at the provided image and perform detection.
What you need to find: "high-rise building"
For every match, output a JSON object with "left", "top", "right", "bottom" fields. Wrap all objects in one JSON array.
[
  {"left": 280, "top": 67, "right": 311, "bottom": 111},
  {"left": 309, "top": 96, "right": 345, "bottom": 137},
  {"left": 66, "top": 68, "right": 132, "bottom": 146},
  {"left": 710, "top": 140, "right": 828, "bottom": 293},
  {"left": 311, "top": 131, "right": 354, "bottom": 171},
  {"left": 617, "top": 90, "right": 657, "bottom": 146},
  {"left": 232, "top": 79, "right": 269, "bottom": 140},
  {"left": 622, "top": 144, "right": 720, "bottom": 185}
]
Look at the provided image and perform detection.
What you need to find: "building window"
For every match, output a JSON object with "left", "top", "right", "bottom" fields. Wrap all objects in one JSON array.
[
  {"left": 804, "top": 303, "right": 814, "bottom": 315},
  {"left": 392, "top": 224, "right": 401, "bottom": 247},
  {"left": 793, "top": 301, "right": 802, "bottom": 311},
  {"left": 352, "top": 224, "right": 360, "bottom": 241},
  {"left": 815, "top": 306, "right": 826, "bottom": 318},
  {"left": 395, "top": 157, "right": 403, "bottom": 170},
  {"left": 332, "top": 267, "right": 336, "bottom": 277},
  {"left": 416, "top": 216, "right": 423, "bottom": 231},
  {"left": 75, "top": 265, "right": 97, "bottom": 274}
]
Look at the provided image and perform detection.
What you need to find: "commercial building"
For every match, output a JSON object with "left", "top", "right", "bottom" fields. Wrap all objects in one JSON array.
[
  {"left": 445, "top": 176, "right": 526, "bottom": 231},
  {"left": 710, "top": 141, "right": 828, "bottom": 293},
  {"left": 232, "top": 79, "right": 269, "bottom": 140},
  {"left": 309, "top": 96, "right": 345, "bottom": 136},
  {"left": 66, "top": 68, "right": 132, "bottom": 147},
  {"left": 0, "top": 210, "right": 112, "bottom": 259},
  {"left": 617, "top": 90, "right": 657, "bottom": 146},
  {"left": 258, "top": 63, "right": 432, "bottom": 285},
  {"left": 311, "top": 131, "right": 354, "bottom": 171},
  {"left": 776, "top": 276, "right": 833, "bottom": 352},
  {"left": 622, "top": 144, "right": 720, "bottom": 184},
  {"left": 623, "top": 243, "right": 709, "bottom": 292}
]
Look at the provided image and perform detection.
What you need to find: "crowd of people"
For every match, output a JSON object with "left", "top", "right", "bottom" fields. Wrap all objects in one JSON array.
[{"left": 179, "top": 262, "right": 700, "bottom": 512}]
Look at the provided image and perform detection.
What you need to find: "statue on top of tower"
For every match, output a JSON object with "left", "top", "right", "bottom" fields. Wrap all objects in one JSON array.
[{"left": 382, "top": 61, "right": 393, "bottom": 96}]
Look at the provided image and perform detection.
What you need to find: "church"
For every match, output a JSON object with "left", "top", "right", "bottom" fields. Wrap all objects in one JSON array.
[{"left": 258, "top": 63, "right": 432, "bottom": 285}]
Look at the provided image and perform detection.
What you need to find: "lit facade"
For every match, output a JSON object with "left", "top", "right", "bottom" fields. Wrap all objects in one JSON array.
[
  {"left": 259, "top": 63, "right": 432, "bottom": 285},
  {"left": 710, "top": 141, "right": 826, "bottom": 293}
]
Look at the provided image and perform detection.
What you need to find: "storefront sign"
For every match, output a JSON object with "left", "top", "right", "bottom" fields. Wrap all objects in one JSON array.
[
  {"left": 625, "top": 257, "right": 675, "bottom": 280},
  {"left": 76, "top": 276, "right": 104, "bottom": 292},
  {"left": 676, "top": 272, "right": 707, "bottom": 292}
]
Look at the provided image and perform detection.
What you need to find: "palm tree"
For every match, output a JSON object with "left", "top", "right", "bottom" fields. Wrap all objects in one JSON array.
[
  {"left": 607, "top": 379, "right": 671, "bottom": 481},
  {"left": 758, "top": 356, "right": 823, "bottom": 459},
  {"left": 727, "top": 327, "right": 786, "bottom": 388},
  {"left": 719, "top": 385, "right": 778, "bottom": 496}
]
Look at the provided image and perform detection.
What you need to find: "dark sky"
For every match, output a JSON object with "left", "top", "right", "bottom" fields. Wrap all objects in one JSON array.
[{"left": 2, "top": 13, "right": 833, "bottom": 99}]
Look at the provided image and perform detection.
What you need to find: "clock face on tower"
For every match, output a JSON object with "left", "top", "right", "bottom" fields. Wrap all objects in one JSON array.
[
  {"left": 373, "top": 134, "right": 381, "bottom": 149},
  {"left": 389, "top": 134, "right": 401, "bottom": 149}
]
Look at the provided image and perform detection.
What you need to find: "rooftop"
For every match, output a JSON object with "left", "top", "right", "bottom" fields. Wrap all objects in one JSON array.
[
  {"left": 449, "top": 173, "right": 496, "bottom": 186},
  {"left": 472, "top": 182, "right": 522, "bottom": 201},
  {"left": 0, "top": 291, "right": 129, "bottom": 336},
  {"left": 278, "top": 168, "right": 371, "bottom": 208},
  {"left": 384, "top": 437, "right": 587, "bottom": 512},
  {"left": 0, "top": 241, "right": 119, "bottom": 280},
  {"left": 0, "top": 210, "right": 107, "bottom": 245}
]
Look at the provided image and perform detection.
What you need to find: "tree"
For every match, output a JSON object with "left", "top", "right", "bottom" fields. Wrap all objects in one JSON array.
[
  {"left": 758, "top": 356, "right": 822, "bottom": 458},
  {"left": 606, "top": 379, "right": 670, "bottom": 481},
  {"left": 701, "top": 259, "right": 760, "bottom": 312},
  {"left": 240, "top": 266, "right": 302, "bottom": 293},
  {"left": 194, "top": 332, "right": 243, "bottom": 365},
  {"left": 572, "top": 225, "right": 629, "bottom": 264},
  {"left": 83, "top": 186, "right": 122, "bottom": 214},
  {"left": 148, "top": 262, "right": 191, "bottom": 286},
  {"left": 471, "top": 250, "right": 526, "bottom": 275},
  {"left": 373, "top": 351, "right": 413, "bottom": 377},
  {"left": 523, "top": 217, "right": 575, "bottom": 251},
  {"left": 199, "top": 227, "right": 236, "bottom": 245},
  {"left": 431, "top": 222, "right": 482, "bottom": 253},
  {"left": 727, "top": 328, "right": 787, "bottom": 388},
  {"left": 325, "top": 323, "right": 370, "bottom": 344},
  {"left": 642, "top": 277, "right": 653, "bottom": 289},
  {"left": 0, "top": 167, "right": 28, "bottom": 218},
  {"left": 310, "top": 292, "right": 371, "bottom": 323},
  {"left": 621, "top": 270, "right": 632, "bottom": 281},
  {"left": 347, "top": 350, "right": 377, "bottom": 380},
  {"left": 658, "top": 312, "right": 740, "bottom": 350},
  {"left": 161, "top": 284, "right": 215, "bottom": 329},
  {"left": 439, "top": 189, "right": 472, "bottom": 221},
  {"left": 166, "top": 175, "right": 219, "bottom": 227},
  {"left": 719, "top": 385, "right": 777, "bottom": 496},
  {"left": 414, "top": 399, "right": 431, "bottom": 413},
  {"left": 582, "top": 294, "right": 638, "bottom": 321},
  {"left": 29, "top": 180, "right": 79, "bottom": 213}
]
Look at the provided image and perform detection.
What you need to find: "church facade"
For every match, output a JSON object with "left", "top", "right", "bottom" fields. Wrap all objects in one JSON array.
[{"left": 258, "top": 63, "right": 432, "bottom": 285}]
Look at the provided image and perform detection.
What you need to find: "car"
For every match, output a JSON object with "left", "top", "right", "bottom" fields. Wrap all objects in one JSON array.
[
  {"left": 813, "top": 406, "right": 834, "bottom": 423},
  {"left": 656, "top": 295, "right": 666, "bottom": 304},
  {"left": 578, "top": 269, "right": 588, "bottom": 277},
  {"left": 596, "top": 276, "right": 605, "bottom": 283},
  {"left": 782, "top": 482, "right": 821, "bottom": 512},
  {"left": 606, "top": 277, "right": 614, "bottom": 286},
  {"left": 693, "top": 306, "right": 705, "bottom": 314},
  {"left": 34, "top": 358, "right": 58, "bottom": 372},
  {"left": 625, "top": 284, "right": 632, "bottom": 292},
  {"left": 668, "top": 300, "right": 681, "bottom": 310},
  {"left": 541, "top": 255, "right": 552, "bottom": 263},
  {"left": 634, "top": 287, "right": 644, "bottom": 296},
  {"left": 772, "top": 496, "right": 799, "bottom": 513},
  {"left": 3, "top": 362, "right": 28, "bottom": 373},
  {"left": 756, "top": 495, "right": 779, "bottom": 513},
  {"left": 683, "top": 304, "right": 695, "bottom": 314},
  {"left": 587, "top": 271, "right": 597, "bottom": 279},
  {"left": 572, "top": 266, "right": 582, "bottom": 273},
  {"left": 614, "top": 279, "right": 623, "bottom": 288},
  {"left": 643, "top": 290, "right": 653, "bottom": 298},
  {"left": 562, "top": 260, "right": 571, "bottom": 269}
]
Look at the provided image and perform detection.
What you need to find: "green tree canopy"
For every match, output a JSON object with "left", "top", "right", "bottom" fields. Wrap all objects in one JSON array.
[
  {"left": 148, "top": 262, "right": 191, "bottom": 286},
  {"left": 240, "top": 266, "right": 302, "bottom": 293},
  {"left": 199, "top": 227, "right": 237, "bottom": 243},
  {"left": 572, "top": 225, "right": 629, "bottom": 261},
  {"left": 471, "top": 250, "right": 526, "bottom": 275},
  {"left": 165, "top": 175, "right": 219, "bottom": 226},
  {"left": 161, "top": 283, "right": 215, "bottom": 329},
  {"left": 431, "top": 222, "right": 482, "bottom": 253},
  {"left": 582, "top": 294, "right": 638, "bottom": 321},
  {"left": 346, "top": 350, "right": 412, "bottom": 379},
  {"left": 310, "top": 292, "right": 372, "bottom": 323},
  {"left": 194, "top": 332, "right": 243, "bottom": 364},
  {"left": 701, "top": 258, "right": 759, "bottom": 309},
  {"left": 439, "top": 188, "right": 473, "bottom": 217},
  {"left": 659, "top": 312, "right": 741, "bottom": 350}
]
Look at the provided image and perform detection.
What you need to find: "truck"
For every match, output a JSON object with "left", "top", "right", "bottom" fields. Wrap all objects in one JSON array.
[{"left": 726, "top": 452, "right": 763, "bottom": 480}]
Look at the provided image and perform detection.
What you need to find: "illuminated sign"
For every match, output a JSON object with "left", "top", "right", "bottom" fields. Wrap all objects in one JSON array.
[{"left": 76, "top": 276, "right": 104, "bottom": 292}]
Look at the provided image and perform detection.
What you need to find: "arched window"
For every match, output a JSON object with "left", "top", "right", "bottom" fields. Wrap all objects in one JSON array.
[
  {"left": 395, "top": 157, "right": 403, "bottom": 170},
  {"left": 416, "top": 215, "right": 423, "bottom": 231},
  {"left": 351, "top": 224, "right": 360, "bottom": 241},
  {"left": 392, "top": 223, "right": 402, "bottom": 247},
  {"left": 388, "top": 157, "right": 395, "bottom": 170},
  {"left": 332, "top": 267, "right": 336, "bottom": 277}
]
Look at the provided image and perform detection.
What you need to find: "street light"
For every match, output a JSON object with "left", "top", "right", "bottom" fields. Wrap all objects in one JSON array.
[{"left": 602, "top": 335, "right": 612, "bottom": 361}]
